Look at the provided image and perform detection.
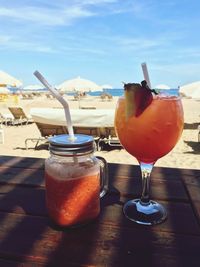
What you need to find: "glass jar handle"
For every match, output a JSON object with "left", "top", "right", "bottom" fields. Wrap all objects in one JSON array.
[{"left": 97, "top": 156, "right": 109, "bottom": 198}]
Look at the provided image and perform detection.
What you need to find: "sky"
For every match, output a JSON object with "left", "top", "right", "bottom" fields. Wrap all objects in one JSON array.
[{"left": 0, "top": 0, "right": 200, "bottom": 88}]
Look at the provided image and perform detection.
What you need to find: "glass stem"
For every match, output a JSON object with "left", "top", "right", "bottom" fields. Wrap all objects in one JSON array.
[{"left": 139, "top": 162, "right": 154, "bottom": 205}]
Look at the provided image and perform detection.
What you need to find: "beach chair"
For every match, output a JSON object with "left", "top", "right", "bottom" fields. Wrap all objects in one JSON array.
[
  {"left": 98, "top": 127, "right": 121, "bottom": 150},
  {"left": 46, "top": 94, "right": 54, "bottom": 100},
  {"left": 0, "top": 112, "right": 14, "bottom": 126},
  {"left": 73, "top": 126, "right": 101, "bottom": 150},
  {"left": 80, "top": 106, "right": 96, "bottom": 110},
  {"left": 21, "top": 93, "right": 34, "bottom": 100},
  {"left": 107, "top": 93, "right": 113, "bottom": 101},
  {"left": 25, "top": 121, "right": 68, "bottom": 149},
  {"left": 73, "top": 94, "right": 80, "bottom": 101},
  {"left": 100, "top": 94, "right": 106, "bottom": 101},
  {"left": 8, "top": 107, "right": 33, "bottom": 125},
  {"left": 29, "top": 107, "right": 116, "bottom": 150}
]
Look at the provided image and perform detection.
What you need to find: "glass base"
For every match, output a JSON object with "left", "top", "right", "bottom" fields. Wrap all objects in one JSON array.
[{"left": 123, "top": 199, "right": 167, "bottom": 225}]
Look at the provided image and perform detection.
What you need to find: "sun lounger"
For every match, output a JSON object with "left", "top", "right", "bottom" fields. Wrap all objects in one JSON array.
[
  {"left": 0, "top": 112, "right": 14, "bottom": 126},
  {"left": 100, "top": 94, "right": 106, "bottom": 101},
  {"left": 100, "top": 93, "right": 113, "bottom": 101},
  {"left": 21, "top": 93, "right": 34, "bottom": 100},
  {"left": 25, "top": 122, "right": 67, "bottom": 149},
  {"left": 46, "top": 94, "right": 54, "bottom": 100},
  {"left": 8, "top": 107, "right": 33, "bottom": 125},
  {"left": 30, "top": 108, "right": 115, "bottom": 128},
  {"left": 98, "top": 127, "right": 121, "bottom": 150},
  {"left": 80, "top": 106, "right": 96, "bottom": 109},
  {"left": 73, "top": 126, "right": 102, "bottom": 150},
  {"left": 29, "top": 108, "right": 119, "bottom": 150}
]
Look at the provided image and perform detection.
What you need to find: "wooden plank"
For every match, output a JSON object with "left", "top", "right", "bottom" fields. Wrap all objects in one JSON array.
[
  {"left": 1, "top": 155, "right": 199, "bottom": 181},
  {"left": 0, "top": 258, "right": 44, "bottom": 267},
  {"left": 109, "top": 163, "right": 200, "bottom": 180},
  {"left": 108, "top": 163, "right": 198, "bottom": 202},
  {"left": 0, "top": 156, "right": 44, "bottom": 170},
  {"left": 110, "top": 176, "right": 188, "bottom": 201},
  {"left": 0, "top": 167, "right": 44, "bottom": 187},
  {"left": 0, "top": 156, "right": 199, "bottom": 266},
  {"left": 0, "top": 184, "right": 198, "bottom": 235},
  {"left": 0, "top": 166, "right": 188, "bottom": 201},
  {"left": 0, "top": 184, "right": 47, "bottom": 216},
  {"left": 0, "top": 212, "right": 199, "bottom": 267},
  {"left": 181, "top": 175, "right": 200, "bottom": 202},
  {"left": 0, "top": 155, "right": 199, "bottom": 181},
  {"left": 101, "top": 196, "right": 200, "bottom": 235},
  {"left": 181, "top": 175, "right": 200, "bottom": 224}
]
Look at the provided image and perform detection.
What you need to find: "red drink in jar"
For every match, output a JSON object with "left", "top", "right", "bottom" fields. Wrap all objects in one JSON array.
[
  {"left": 45, "top": 134, "right": 108, "bottom": 227},
  {"left": 45, "top": 162, "right": 100, "bottom": 227}
]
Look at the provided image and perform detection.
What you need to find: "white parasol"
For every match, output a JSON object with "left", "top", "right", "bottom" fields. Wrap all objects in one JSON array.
[
  {"left": 190, "top": 88, "right": 200, "bottom": 99},
  {"left": 58, "top": 76, "right": 102, "bottom": 93},
  {"left": 101, "top": 84, "right": 113, "bottom": 89},
  {"left": 179, "top": 81, "right": 200, "bottom": 97},
  {"left": 0, "top": 86, "right": 10, "bottom": 94},
  {"left": 0, "top": 70, "right": 22, "bottom": 87}
]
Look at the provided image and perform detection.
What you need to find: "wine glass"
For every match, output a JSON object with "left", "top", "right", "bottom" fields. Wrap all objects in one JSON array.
[{"left": 115, "top": 94, "right": 184, "bottom": 225}]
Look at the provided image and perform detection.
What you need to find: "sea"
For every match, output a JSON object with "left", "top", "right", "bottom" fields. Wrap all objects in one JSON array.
[
  {"left": 9, "top": 87, "right": 179, "bottom": 97},
  {"left": 89, "top": 88, "right": 179, "bottom": 97}
]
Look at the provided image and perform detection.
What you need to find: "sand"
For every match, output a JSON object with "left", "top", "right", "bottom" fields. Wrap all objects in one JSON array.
[{"left": 0, "top": 94, "right": 199, "bottom": 170}]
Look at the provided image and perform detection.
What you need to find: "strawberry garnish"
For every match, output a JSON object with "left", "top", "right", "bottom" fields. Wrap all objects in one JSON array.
[{"left": 124, "top": 80, "right": 154, "bottom": 118}]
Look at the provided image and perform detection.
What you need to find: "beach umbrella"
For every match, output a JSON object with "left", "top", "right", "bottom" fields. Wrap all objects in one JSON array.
[
  {"left": 58, "top": 76, "right": 102, "bottom": 93},
  {"left": 179, "top": 81, "right": 200, "bottom": 97},
  {"left": 155, "top": 84, "right": 170, "bottom": 90},
  {"left": 0, "top": 70, "right": 22, "bottom": 87},
  {"left": 101, "top": 84, "right": 113, "bottom": 89},
  {"left": 0, "top": 86, "right": 10, "bottom": 94},
  {"left": 190, "top": 88, "right": 200, "bottom": 99}
]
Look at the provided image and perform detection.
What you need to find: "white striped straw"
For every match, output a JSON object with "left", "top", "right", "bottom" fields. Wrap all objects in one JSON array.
[
  {"left": 141, "top": 62, "right": 152, "bottom": 89},
  {"left": 34, "top": 71, "right": 75, "bottom": 140}
]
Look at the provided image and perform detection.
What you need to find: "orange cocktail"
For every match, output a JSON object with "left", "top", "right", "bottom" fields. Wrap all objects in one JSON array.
[
  {"left": 115, "top": 95, "right": 184, "bottom": 163},
  {"left": 115, "top": 85, "right": 184, "bottom": 225}
]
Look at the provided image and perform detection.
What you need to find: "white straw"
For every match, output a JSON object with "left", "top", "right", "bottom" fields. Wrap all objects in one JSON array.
[
  {"left": 33, "top": 71, "right": 75, "bottom": 140},
  {"left": 141, "top": 62, "right": 152, "bottom": 89}
]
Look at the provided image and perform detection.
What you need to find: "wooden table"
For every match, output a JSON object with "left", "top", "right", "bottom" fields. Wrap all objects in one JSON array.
[{"left": 0, "top": 155, "right": 200, "bottom": 267}]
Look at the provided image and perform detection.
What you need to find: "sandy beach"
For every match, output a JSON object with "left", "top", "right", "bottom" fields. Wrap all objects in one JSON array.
[{"left": 0, "top": 94, "right": 199, "bottom": 170}]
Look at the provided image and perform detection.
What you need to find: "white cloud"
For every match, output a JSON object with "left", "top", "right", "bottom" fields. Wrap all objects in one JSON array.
[
  {"left": 0, "top": 33, "right": 107, "bottom": 55},
  {"left": 153, "top": 62, "right": 200, "bottom": 78},
  {"left": 0, "top": 0, "right": 129, "bottom": 26},
  {"left": 0, "top": 36, "right": 56, "bottom": 53},
  {"left": 0, "top": 5, "right": 94, "bottom": 26},
  {"left": 117, "top": 38, "right": 162, "bottom": 50}
]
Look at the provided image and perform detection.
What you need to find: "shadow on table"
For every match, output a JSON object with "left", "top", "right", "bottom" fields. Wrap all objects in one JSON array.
[
  {"left": 44, "top": 163, "right": 157, "bottom": 266},
  {"left": 184, "top": 141, "right": 200, "bottom": 154},
  {"left": 44, "top": 164, "right": 200, "bottom": 266},
  {"left": 0, "top": 156, "right": 199, "bottom": 266},
  {"left": 0, "top": 156, "right": 48, "bottom": 265}
]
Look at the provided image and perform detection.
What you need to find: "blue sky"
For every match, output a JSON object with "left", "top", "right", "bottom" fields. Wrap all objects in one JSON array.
[{"left": 0, "top": 0, "right": 200, "bottom": 88}]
